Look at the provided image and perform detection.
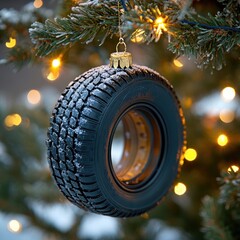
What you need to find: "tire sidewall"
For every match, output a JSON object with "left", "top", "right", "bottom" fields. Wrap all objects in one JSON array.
[{"left": 94, "top": 74, "right": 184, "bottom": 212}]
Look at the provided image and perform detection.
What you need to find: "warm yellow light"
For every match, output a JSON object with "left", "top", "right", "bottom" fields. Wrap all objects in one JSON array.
[
  {"left": 47, "top": 71, "right": 60, "bottom": 81},
  {"left": 217, "top": 134, "right": 228, "bottom": 147},
  {"left": 5, "top": 37, "right": 16, "bottom": 48},
  {"left": 153, "top": 16, "right": 167, "bottom": 41},
  {"left": 33, "top": 0, "right": 43, "bottom": 8},
  {"left": 51, "top": 58, "right": 61, "bottom": 68},
  {"left": 173, "top": 59, "right": 183, "bottom": 68},
  {"left": 131, "top": 29, "right": 145, "bottom": 43},
  {"left": 174, "top": 182, "right": 187, "bottom": 196},
  {"left": 221, "top": 87, "right": 236, "bottom": 102},
  {"left": 155, "top": 17, "right": 164, "bottom": 25},
  {"left": 184, "top": 148, "right": 197, "bottom": 161},
  {"left": 227, "top": 165, "right": 239, "bottom": 173},
  {"left": 4, "top": 114, "right": 22, "bottom": 128},
  {"left": 27, "top": 89, "right": 41, "bottom": 105},
  {"left": 183, "top": 97, "right": 192, "bottom": 108},
  {"left": 12, "top": 114, "right": 22, "bottom": 126},
  {"left": 219, "top": 109, "right": 235, "bottom": 123},
  {"left": 8, "top": 220, "right": 22, "bottom": 233}
]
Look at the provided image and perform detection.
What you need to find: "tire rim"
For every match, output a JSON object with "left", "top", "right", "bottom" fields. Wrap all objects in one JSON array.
[{"left": 110, "top": 105, "right": 164, "bottom": 190}]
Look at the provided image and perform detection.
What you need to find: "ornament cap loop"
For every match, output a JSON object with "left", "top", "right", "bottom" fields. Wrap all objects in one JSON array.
[
  {"left": 110, "top": 51, "right": 132, "bottom": 69},
  {"left": 116, "top": 38, "right": 127, "bottom": 53}
]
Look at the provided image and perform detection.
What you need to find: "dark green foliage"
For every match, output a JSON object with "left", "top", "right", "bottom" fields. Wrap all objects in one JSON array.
[
  {"left": 29, "top": 0, "right": 119, "bottom": 56},
  {"left": 0, "top": 103, "right": 86, "bottom": 239},
  {"left": 1, "top": 0, "right": 239, "bottom": 69},
  {"left": 28, "top": 0, "right": 240, "bottom": 69},
  {"left": 201, "top": 171, "right": 240, "bottom": 240}
]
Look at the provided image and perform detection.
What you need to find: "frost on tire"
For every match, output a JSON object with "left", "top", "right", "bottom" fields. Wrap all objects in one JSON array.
[{"left": 47, "top": 65, "right": 186, "bottom": 217}]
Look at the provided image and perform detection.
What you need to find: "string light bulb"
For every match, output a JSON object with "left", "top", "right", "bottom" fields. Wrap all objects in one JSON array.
[
  {"left": 219, "top": 109, "right": 235, "bottom": 123},
  {"left": 51, "top": 58, "right": 61, "bottom": 69},
  {"left": 8, "top": 220, "right": 22, "bottom": 233},
  {"left": 221, "top": 87, "right": 236, "bottom": 102},
  {"left": 33, "top": 0, "right": 43, "bottom": 8},
  {"left": 27, "top": 89, "right": 41, "bottom": 105},
  {"left": 184, "top": 148, "right": 197, "bottom": 161},
  {"left": 5, "top": 37, "right": 16, "bottom": 48},
  {"left": 47, "top": 71, "right": 60, "bottom": 81},
  {"left": 173, "top": 59, "right": 184, "bottom": 68},
  {"left": 153, "top": 16, "right": 167, "bottom": 41},
  {"left": 217, "top": 134, "right": 228, "bottom": 147},
  {"left": 174, "top": 182, "right": 187, "bottom": 196},
  {"left": 4, "top": 114, "right": 22, "bottom": 128},
  {"left": 227, "top": 165, "right": 239, "bottom": 173},
  {"left": 131, "top": 29, "right": 146, "bottom": 43}
]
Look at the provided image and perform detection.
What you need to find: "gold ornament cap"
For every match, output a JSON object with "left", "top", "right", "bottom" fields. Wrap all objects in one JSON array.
[{"left": 110, "top": 38, "right": 132, "bottom": 69}]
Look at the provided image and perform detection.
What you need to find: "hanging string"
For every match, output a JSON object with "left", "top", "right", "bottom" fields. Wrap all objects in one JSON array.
[
  {"left": 117, "top": 0, "right": 127, "bottom": 52},
  {"left": 117, "top": 0, "right": 123, "bottom": 40}
]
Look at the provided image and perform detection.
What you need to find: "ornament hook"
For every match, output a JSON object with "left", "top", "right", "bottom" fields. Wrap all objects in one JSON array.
[
  {"left": 116, "top": 37, "right": 127, "bottom": 53},
  {"left": 110, "top": 0, "right": 132, "bottom": 69}
]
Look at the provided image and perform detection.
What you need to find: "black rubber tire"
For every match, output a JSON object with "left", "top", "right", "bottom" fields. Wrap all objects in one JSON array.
[{"left": 47, "top": 65, "right": 185, "bottom": 217}]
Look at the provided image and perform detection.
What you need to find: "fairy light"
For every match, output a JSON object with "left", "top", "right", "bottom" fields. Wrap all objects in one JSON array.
[
  {"left": 153, "top": 16, "right": 167, "bottom": 41},
  {"left": 219, "top": 109, "right": 235, "bottom": 123},
  {"left": 217, "top": 134, "right": 228, "bottom": 147},
  {"left": 221, "top": 87, "right": 236, "bottom": 102},
  {"left": 174, "top": 182, "right": 187, "bottom": 196},
  {"left": 8, "top": 219, "right": 22, "bottom": 233},
  {"left": 173, "top": 59, "right": 184, "bottom": 68},
  {"left": 5, "top": 37, "right": 16, "bottom": 48},
  {"left": 227, "top": 165, "right": 239, "bottom": 173},
  {"left": 47, "top": 71, "right": 60, "bottom": 81},
  {"left": 33, "top": 0, "right": 43, "bottom": 8},
  {"left": 51, "top": 58, "right": 61, "bottom": 68},
  {"left": 182, "top": 97, "right": 192, "bottom": 109},
  {"left": 4, "top": 114, "right": 22, "bottom": 128},
  {"left": 27, "top": 89, "right": 41, "bottom": 105},
  {"left": 131, "top": 29, "right": 145, "bottom": 43},
  {"left": 184, "top": 148, "right": 197, "bottom": 161}
]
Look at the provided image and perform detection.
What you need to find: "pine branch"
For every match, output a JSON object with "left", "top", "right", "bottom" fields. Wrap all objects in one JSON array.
[
  {"left": 201, "top": 170, "right": 240, "bottom": 240},
  {"left": 29, "top": 0, "right": 240, "bottom": 69},
  {"left": 0, "top": 0, "right": 239, "bottom": 69},
  {"left": 201, "top": 196, "right": 234, "bottom": 240},
  {"left": 29, "top": 0, "right": 119, "bottom": 56},
  {"left": 0, "top": 3, "right": 53, "bottom": 43}
]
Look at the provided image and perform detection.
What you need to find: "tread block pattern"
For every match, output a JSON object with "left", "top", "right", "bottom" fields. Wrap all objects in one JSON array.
[{"left": 47, "top": 65, "right": 185, "bottom": 217}]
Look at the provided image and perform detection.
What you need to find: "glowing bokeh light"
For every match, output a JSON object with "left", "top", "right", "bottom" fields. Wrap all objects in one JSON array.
[
  {"left": 219, "top": 109, "right": 235, "bottom": 123},
  {"left": 217, "top": 134, "right": 228, "bottom": 147},
  {"left": 5, "top": 37, "right": 16, "bottom": 48},
  {"left": 47, "top": 71, "right": 60, "bottom": 81},
  {"left": 8, "top": 220, "right": 22, "bottom": 233},
  {"left": 174, "top": 182, "right": 187, "bottom": 196},
  {"left": 184, "top": 148, "right": 197, "bottom": 161},
  {"left": 33, "top": 0, "right": 43, "bottom": 8},
  {"left": 221, "top": 87, "right": 236, "bottom": 102},
  {"left": 131, "top": 29, "right": 145, "bottom": 43},
  {"left": 27, "top": 89, "right": 41, "bottom": 105},
  {"left": 173, "top": 59, "right": 183, "bottom": 68},
  {"left": 155, "top": 17, "right": 167, "bottom": 29},
  {"left": 153, "top": 16, "right": 167, "bottom": 41},
  {"left": 51, "top": 58, "right": 61, "bottom": 68},
  {"left": 4, "top": 114, "right": 22, "bottom": 128},
  {"left": 227, "top": 165, "right": 239, "bottom": 173}
]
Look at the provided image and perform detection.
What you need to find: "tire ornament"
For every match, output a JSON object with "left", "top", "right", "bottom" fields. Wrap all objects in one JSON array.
[{"left": 47, "top": 43, "right": 186, "bottom": 217}]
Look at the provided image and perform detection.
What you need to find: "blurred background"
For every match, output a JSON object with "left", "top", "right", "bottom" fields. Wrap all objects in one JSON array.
[{"left": 0, "top": 0, "right": 239, "bottom": 239}]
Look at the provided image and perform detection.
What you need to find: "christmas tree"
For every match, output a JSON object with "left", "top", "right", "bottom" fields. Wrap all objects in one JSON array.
[{"left": 0, "top": 0, "right": 239, "bottom": 239}]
